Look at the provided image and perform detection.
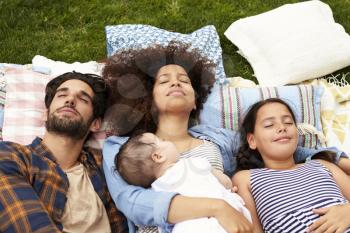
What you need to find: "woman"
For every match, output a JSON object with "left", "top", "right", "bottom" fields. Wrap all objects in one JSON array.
[
  {"left": 101, "top": 42, "right": 345, "bottom": 233},
  {"left": 102, "top": 42, "right": 251, "bottom": 233}
]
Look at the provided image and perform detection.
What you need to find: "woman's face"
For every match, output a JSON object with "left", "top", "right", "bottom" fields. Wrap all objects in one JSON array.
[
  {"left": 247, "top": 102, "right": 298, "bottom": 161},
  {"left": 152, "top": 64, "right": 196, "bottom": 115}
]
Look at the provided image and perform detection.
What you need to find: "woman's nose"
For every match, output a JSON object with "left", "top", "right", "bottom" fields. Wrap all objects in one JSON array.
[{"left": 170, "top": 78, "right": 180, "bottom": 87}]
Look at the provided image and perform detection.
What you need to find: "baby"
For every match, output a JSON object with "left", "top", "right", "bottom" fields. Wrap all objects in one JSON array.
[{"left": 115, "top": 132, "right": 252, "bottom": 233}]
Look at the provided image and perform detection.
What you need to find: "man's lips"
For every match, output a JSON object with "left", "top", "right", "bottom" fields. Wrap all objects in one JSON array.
[{"left": 57, "top": 107, "right": 78, "bottom": 115}]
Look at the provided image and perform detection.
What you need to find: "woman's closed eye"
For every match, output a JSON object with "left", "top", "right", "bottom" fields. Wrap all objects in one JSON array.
[
  {"left": 157, "top": 77, "right": 169, "bottom": 84},
  {"left": 179, "top": 76, "right": 191, "bottom": 83}
]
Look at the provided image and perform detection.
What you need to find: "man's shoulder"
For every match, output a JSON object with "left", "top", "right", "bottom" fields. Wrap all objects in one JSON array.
[
  {"left": 84, "top": 146, "right": 103, "bottom": 165},
  {"left": 0, "top": 141, "right": 35, "bottom": 170},
  {"left": 0, "top": 140, "right": 31, "bottom": 154}
]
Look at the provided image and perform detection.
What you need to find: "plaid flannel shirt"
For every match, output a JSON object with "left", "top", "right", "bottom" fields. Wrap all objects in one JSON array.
[{"left": 0, "top": 137, "right": 128, "bottom": 233}]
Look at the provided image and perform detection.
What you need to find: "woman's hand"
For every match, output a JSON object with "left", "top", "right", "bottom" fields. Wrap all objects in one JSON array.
[
  {"left": 212, "top": 169, "right": 233, "bottom": 189},
  {"left": 307, "top": 204, "right": 350, "bottom": 233},
  {"left": 214, "top": 200, "right": 253, "bottom": 233}
]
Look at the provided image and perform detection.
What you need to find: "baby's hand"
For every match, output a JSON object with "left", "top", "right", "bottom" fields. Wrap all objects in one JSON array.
[
  {"left": 231, "top": 185, "right": 238, "bottom": 193},
  {"left": 212, "top": 169, "right": 233, "bottom": 189}
]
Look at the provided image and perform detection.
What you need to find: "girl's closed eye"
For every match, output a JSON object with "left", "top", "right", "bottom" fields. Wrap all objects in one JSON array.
[{"left": 264, "top": 124, "right": 273, "bottom": 128}]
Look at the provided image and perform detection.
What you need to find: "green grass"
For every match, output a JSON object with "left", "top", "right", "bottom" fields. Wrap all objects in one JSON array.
[{"left": 1, "top": 0, "right": 350, "bottom": 83}]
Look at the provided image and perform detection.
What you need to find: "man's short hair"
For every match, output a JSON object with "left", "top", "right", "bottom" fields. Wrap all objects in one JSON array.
[{"left": 45, "top": 71, "right": 109, "bottom": 118}]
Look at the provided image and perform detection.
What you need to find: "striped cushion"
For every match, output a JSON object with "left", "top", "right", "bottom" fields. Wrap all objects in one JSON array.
[{"left": 200, "top": 82, "right": 324, "bottom": 148}]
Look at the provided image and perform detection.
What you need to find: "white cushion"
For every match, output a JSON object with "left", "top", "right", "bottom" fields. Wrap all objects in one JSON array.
[{"left": 224, "top": 0, "right": 350, "bottom": 86}]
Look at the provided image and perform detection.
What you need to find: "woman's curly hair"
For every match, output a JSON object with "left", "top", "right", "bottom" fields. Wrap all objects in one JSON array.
[{"left": 102, "top": 41, "right": 216, "bottom": 136}]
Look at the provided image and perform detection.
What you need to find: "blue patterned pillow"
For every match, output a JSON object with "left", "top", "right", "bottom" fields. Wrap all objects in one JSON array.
[
  {"left": 105, "top": 24, "right": 227, "bottom": 84},
  {"left": 200, "top": 83, "right": 324, "bottom": 149}
]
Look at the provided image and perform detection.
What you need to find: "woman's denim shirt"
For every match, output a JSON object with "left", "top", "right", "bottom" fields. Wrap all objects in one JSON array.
[{"left": 102, "top": 125, "right": 346, "bottom": 233}]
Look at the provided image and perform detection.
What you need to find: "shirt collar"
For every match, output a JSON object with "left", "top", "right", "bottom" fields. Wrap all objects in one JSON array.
[{"left": 30, "top": 137, "right": 90, "bottom": 165}]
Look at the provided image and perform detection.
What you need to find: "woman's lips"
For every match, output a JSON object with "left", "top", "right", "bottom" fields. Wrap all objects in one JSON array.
[{"left": 167, "top": 89, "right": 185, "bottom": 96}]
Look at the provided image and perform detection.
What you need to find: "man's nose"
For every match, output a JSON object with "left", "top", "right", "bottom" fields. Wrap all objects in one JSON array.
[{"left": 65, "top": 95, "right": 76, "bottom": 106}]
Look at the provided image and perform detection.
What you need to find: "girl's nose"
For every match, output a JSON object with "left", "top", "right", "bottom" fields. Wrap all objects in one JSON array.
[{"left": 277, "top": 123, "right": 287, "bottom": 133}]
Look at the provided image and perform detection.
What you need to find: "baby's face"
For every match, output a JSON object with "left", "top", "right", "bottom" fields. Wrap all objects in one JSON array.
[{"left": 141, "top": 133, "right": 180, "bottom": 163}]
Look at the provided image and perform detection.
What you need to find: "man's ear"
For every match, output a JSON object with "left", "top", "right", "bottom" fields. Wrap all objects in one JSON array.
[
  {"left": 151, "top": 152, "right": 166, "bottom": 164},
  {"left": 42, "top": 109, "right": 48, "bottom": 122},
  {"left": 247, "top": 133, "right": 257, "bottom": 150},
  {"left": 89, "top": 118, "right": 102, "bottom": 133}
]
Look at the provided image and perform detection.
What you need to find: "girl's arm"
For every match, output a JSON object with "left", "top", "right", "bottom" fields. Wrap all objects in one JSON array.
[
  {"left": 232, "top": 170, "right": 263, "bottom": 233},
  {"left": 338, "top": 157, "right": 350, "bottom": 176},
  {"left": 318, "top": 160, "right": 350, "bottom": 200},
  {"left": 307, "top": 160, "right": 350, "bottom": 232}
]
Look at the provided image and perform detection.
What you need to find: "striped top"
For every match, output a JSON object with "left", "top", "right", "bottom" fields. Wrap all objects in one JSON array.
[
  {"left": 180, "top": 140, "right": 223, "bottom": 172},
  {"left": 250, "top": 160, "right": 349, "bottom": 233}
]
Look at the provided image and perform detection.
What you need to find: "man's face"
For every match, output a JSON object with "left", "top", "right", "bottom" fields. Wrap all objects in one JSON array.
[{"left": 45, "top": 79, "right": 96, "bottom": 140}]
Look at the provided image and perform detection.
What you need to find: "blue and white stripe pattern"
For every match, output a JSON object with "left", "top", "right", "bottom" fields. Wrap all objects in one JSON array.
[
  {"left": 105, "top": 24, "right": 227, "bottom": 84},
  {"left": 250, "top": 160, "right": 349, "bottom": 232}
]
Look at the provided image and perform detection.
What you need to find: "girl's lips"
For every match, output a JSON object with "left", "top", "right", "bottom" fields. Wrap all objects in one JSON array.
[{"left": 273, "top": 136, "right": 291, "bottom": 142}]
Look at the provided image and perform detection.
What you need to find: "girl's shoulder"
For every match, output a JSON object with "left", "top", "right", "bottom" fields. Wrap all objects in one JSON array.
[{"left": 232, "top": 170, "right": 251, "bottom": 186}]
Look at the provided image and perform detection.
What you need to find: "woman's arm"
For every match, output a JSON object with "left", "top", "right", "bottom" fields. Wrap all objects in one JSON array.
[
  {"left": 104, "top": 136, "right": 253, "bottom": 232},
  {"left": 168, "top": 196, "right": 253, "bottom": 233},
  {"left": 307, "top": 160, "right": 350, "bottom": 232},
  {"left": 232, "top": 170, "right": 263, "bottom": 233},
  {"left": 212, "top": 168, "right": 233, "bottom": 189}
]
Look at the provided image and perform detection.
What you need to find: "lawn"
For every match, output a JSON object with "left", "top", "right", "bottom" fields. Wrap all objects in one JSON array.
[{"left": 1, "top": 0, "right": 349, "bottom": 82}]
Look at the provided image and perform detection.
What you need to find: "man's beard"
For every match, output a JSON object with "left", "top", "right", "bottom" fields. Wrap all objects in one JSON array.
[{"left": 45, "top": 109, "right": 93, "bottom": 140}]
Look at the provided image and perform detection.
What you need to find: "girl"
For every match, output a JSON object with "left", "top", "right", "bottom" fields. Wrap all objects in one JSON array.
[{"left": 233, "top": 98, "right": 350, "bottom": 233}]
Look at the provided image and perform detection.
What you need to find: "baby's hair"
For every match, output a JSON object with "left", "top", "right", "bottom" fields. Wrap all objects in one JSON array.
[
  {"left": 115, "top": 134, "right": 158, "bottom": 188},
  {"left": 236, "top": 98, "right": 297, "bottom": 170}
]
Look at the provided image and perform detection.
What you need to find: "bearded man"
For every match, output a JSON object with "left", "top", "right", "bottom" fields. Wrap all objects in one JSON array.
[{"left": 0, "top": 72, "right": 128, "bottom": 233}]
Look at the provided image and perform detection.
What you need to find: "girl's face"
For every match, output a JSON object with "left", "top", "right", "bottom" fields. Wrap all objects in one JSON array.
[
  {"left": 247, "top": 102, "right": 298, "bottom": 161},
  {"left": 152, "top": 64, "right": 196, "bottom": 115}
]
